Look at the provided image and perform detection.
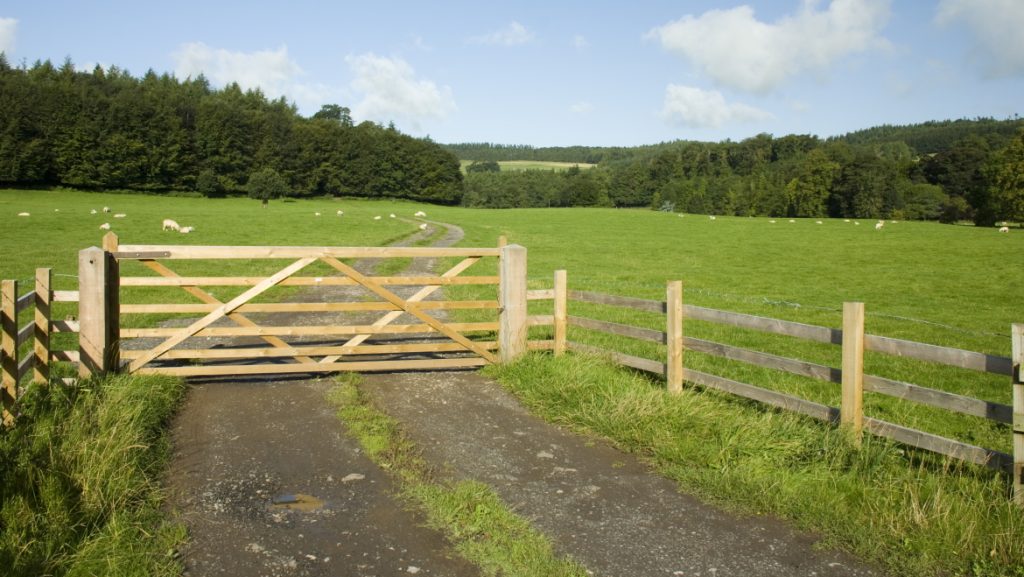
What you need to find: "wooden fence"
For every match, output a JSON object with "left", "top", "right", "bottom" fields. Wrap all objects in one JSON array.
[{"left": 527, "top": 270, "right": 1024, "bottom": 504}]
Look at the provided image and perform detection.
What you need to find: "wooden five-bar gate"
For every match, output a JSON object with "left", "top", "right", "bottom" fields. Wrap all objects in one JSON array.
[{"left": 78, "top": 234, "right": 528, "bottom": 378}]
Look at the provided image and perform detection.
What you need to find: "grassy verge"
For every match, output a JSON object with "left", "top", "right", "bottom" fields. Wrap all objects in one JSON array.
[
  {"left": 326, "top": 374, "right": 587, "bottom": 577},
  {"left": 0, "top": 374, "right": 187, "bottom": 577},
  {"left": 485, "top": 352, "right": 1024, "bottom": 577}
]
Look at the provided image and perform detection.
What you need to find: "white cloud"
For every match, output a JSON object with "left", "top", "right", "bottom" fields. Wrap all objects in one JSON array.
[
  {"left": 661, "top": 84, "right": 772, "bottom": 128},
  {"left": 346, "top": 53, "right": 455, "bottom": 130},
  {"left": 569, "top": 101, "right": 595, "bottom": 114},
  {"left": 573, "top": 34, "right": 589, "bottom": 50},
  {"left": 0, "top": 17, "right": 16, "bottom": 55},
  {"left": 647, "top": 0, "right": 891, "bottom": 94},
  {"left": 935, "top": 0, "right": 1024, "bottom": 77},
  {"left": 173, "top": 42, "right": 303, "bottom": 96},
  {"left": 468, "top": 21, "right": 534, "bottom": 46}
]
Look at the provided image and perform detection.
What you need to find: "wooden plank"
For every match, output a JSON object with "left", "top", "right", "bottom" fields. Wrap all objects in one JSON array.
[
  {"left": 863, "top": 374, "right": 1013, "bottom": 424},
  {"left": 685, "top": 305, "right": 841, "bottom": 344},
  {"left": 568, "top": 341, "right": 667, "bottom": 375},
  {"left": 34, "top": 268, "right": 51, "bottom": 384},
  {"left": 842, "top": 302, "right": 865, "bottom": 436},
  {"left": 684, "top": 337, "right": 841, "bottom": 383},
  {"left": 127, "top": 257, "right": 316, "bottom": 372},
  {"left": 865, "top": 334, "right": 1013, "bottom": 376},
  {"left": 666, "top": 280, "right": 683, "bottom": 394},
  {"left": 17, "top": 322, "right": 33, "bottom": 347},
  {"left": 137, "top": 260, "right": 319, "bottom": 365},
  {"left": 52, "top": 290, "right": 79, "bottom": 302},
  {"left": 121, "top": 321, "right": 499, "bottom": 338},
  {"left": 569, "top": 315, "right": 665, "bottom": 343},
  {"left": 120, "top": 341, "right": 500, "bottom": 360},
  {"left": 528, "top": 315, "right": 553, "bottom": 327},
  {"left": 17, "top": 354, "right": 34, "bottom": 381},
  {"left": 569, "top": 290, "right": 665, "bottom": 313},
  {"left": 115, "top": 245, "right": 502, "bottom": 259},
  {"left": 553, "top": 270, "right": 567, "bottom": 356},
  {"left": 527, "top": 289, "right": 554, "bottom": 300},
  {"left": 321, "top": 257, "right": 499, "bottom": 364},
  {"left": 318, "top": 257, "right": 484, "bottom": 364},
  {"left": 15, "top": 291, "right": 33, "bottom": 314},
  {"left": 529, "top": 340, "right": 554, "bottom": 351},
  {"left": 119, "top": 300, "right": 499, "bottom": 314},
  {"left": 53, "top": 350, "right": 80, "bottom": 363},
  {"left": 863, "top": 417, "right": 1011, "bottom": 471},
  {"left": 683, "top": 367, "right": 841, "bottom": 423},
  {"left": 2, "top": 279, "right": 17, "bottom": 425},
  {"left": 499, "top": 244, "right": 528, "bottom": 362},
  {"left": 1013, "top": 324, "right": 1023, "bottom": 505},
  {"left": 135, "top": 356, "right": 489, "bottom": 377},
  {"left": 53, "top": 320, "right": 80, "bottom": 333},
  {"left": 78, "top": 248, "right": 119, "bottom": 378},
  {"left": 118, "top": 275, "right": 499, "bottom": 287}
]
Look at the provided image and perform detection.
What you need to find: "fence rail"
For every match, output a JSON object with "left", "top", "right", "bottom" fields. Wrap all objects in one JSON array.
[{"left": 536, "top": 271, "right": 1022, "bottom": 502}]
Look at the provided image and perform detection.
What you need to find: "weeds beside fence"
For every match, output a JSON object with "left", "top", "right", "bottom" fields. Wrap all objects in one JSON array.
[{"left": 526, "top": 270, "right": 1024, "bottom": 504}]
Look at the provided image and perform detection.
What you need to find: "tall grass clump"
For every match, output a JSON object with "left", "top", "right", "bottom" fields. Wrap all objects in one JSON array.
[
  {"left": 0, "top": 374, "right": 187, "bottom": 577},
  {"left": 486, "top": 353, "right": 1024, "bottom": 577}
]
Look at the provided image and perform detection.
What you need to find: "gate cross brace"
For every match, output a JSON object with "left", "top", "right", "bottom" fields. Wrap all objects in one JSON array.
[
  {"left": 321, "top": 257, "right": 498, "bottom": 364},
  {"left": 128, "top": 257, "right": 316, "bottom": 372}
]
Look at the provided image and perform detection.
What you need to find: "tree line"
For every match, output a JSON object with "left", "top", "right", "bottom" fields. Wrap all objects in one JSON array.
[
  {"left": 0, "top": 56, "right": 463, "bottom": 204},
  {"left": 458, "top": 122, "right": 1024, "bottom": 225}
]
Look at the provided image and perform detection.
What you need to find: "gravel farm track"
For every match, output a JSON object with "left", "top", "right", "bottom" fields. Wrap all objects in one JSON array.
[{"left": 161, "top": 220, "right": 886, "bottom": 577}]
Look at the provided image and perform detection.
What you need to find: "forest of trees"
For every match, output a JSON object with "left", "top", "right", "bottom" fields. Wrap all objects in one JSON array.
[
  {"left": 0, "top": 56, "right": 463, "bottom": 204},
  {"left": 455, "top": 121, "right": 1024, "bottom": 225},
  {"left": 1, "top": 54, "right": 1022, "bottom": 224}
]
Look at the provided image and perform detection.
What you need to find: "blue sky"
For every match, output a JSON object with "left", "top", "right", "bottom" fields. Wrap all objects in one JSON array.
[{"left": 2, "top": 1, "right": 1022, "bottom": 147}]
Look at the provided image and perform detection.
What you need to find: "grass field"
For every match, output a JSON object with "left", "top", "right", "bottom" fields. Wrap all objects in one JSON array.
[
  {"left": 459, "top": 160, "right": 596, "bottom": 172},
  {"left": 2, "top": 188, "right": 1023, "bottom": 575}
]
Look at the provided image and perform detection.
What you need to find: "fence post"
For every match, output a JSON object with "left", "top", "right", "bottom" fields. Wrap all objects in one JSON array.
[
  {"left": 499, "top": 244, "right": 527, "bottom": 362},
  {"left": 666, "top": 280, "right": 684, "bottom": 394},
  {"left": 78, "top": 247, "right": 120, "bottom": 378},
  {"left": 553, "top": 270, "right": 567, "bottom": 356},
  {"left": 1012, "top": 323, "right": 1023, "bottom": 506},
  {"left": 33, "top": 268, "right": 51, "bottom": 384},
  {"left": 841, "top": 301, "right": 865, "bottom": 440},
  {"left": 102, "top": 231, "right": 119, "bottom": 252},
  {"left": 1, "top": 280, "right": 17, "bottom": 425}
]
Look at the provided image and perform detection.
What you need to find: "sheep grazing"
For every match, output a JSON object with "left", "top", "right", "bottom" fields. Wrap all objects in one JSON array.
[
  {"left": 336, "top": 210, "right": 344, "bottom": 216},
  {"left": 162, "top": 218, "right": 181, "bottom": 232},
  {"left": 314, "top": 212, "right": 321, "bottom": 217},
  {"left": 875, "top": 221, "right": 884, "bottom": 230},
  {"left": 999, "top": 226, "right": 1009, "bottom": 233},
  {"left": 179, "top": 226, "right": 194, "bottom": 234},
  {"left": 114, "top": 213, "right": 127, "bottom": 218},
  {"left": 389, "top": 213, "right": 396, "bottom": 218},
  {"left": 708, "top": 215, "right": 716, "bottom": 220},
  {"left": 99, "top": 223, "right": 110, "bottom": 230},
  {"left": 102, "top": 206, "right": 110, "bottom": 213},
  {"left": 374, "top": 215, "right": 382, "bottom": 220},
  {"left": 788, "top": 219, "right": 796, "bottom": 223},
  {"left": 815, "top": 220, "right": 823, "bottom": 225},
  {"left": 17, "top": 212, "right": 29, "bottom": 216},
  {"left": 854, "top": 221, "right": 860, "bottom": 225},
  {"left": 419, "top": 223, "right": 428, "bottom": 230},
  {"left": 90, "top": 209, "right": 98, "bottom": 214},
  {"left": 769, "top": 220, "right": 776, "bottom": 224},
  {"left": 843, "top": 219, "right": 850, "bottom": 222},
  {"left": 414, "top": 210, "right": 426, "bottom": 217}
]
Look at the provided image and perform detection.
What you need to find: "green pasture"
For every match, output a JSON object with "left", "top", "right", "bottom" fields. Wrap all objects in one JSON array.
[{"left": 459, "top": 160, "right": 596, "bottom": 173}]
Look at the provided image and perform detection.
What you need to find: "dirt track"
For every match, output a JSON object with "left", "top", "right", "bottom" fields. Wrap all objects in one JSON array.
[{"left": 164, "top": 220, "right": 885, "bottom": 577}]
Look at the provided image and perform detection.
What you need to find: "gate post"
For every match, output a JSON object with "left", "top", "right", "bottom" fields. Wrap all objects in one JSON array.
[
  {"left": 499, "top": 244, "right": 527, "bottom": 362},
  {"left": 1012, "top": 323, "right": 1023, "bottom": 506},
  {"left": 841, "top": 301, "right": 865, "bottom": 442},
  {"left": 79, "top": 247, "right": 120, "bottom": 378}
]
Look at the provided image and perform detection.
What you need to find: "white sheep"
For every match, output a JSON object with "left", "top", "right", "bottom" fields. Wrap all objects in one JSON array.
[
  {"left": 414, "top": 210, "right": 426, "bottom": 217},
  {"left": 999, "top": 226, "right": 1009, "bottom": 233},
  {"left": 99, "top": 222, "right": 110, "bottom": 230},
  {"left": 102, "top": 206, "right": 110, "bottom": 213},
  {"left": 336, "top": 210, "right": 344, "bottom": 216},
  {"left": 90, "top": 209, "right": 97, "bottom": 214},
  {"left": 179, "top": 226, "right": 194, "bottom": 234},
  {"left": 162, "top": 218, "right": 181, "bottom": 232},
  {"left": 114, "top": 213, "right": 127, "bottom": 218},
  {"left": 419, "top": 223, "right": 428, "bottom": 230},
  {"left": 17, "top": 212, "right": 29, "bottom": 216},
  {"left": 389, "top": 213, "right": 396, "bottom": 218},
  {"left": 815, "top": 220, "right": 823, "bottom": 225},
  {"left": 854, "top": 221, "right": 860, "bottom": 225},
  {"left": 54, "top": 208, "right": 60, "bottom": 212},
  {"left": 875, "top": 221, "right": 884, "bottom": 230},
  {"left": 374, "top": 215, "right": 382, "bottom": 220},
  {"left": 314, "top": 212, "right": 321, "bottom": 217},
  {"left": 769, "top": 220, "right": 776, "bottom": 224},
  {"left": 708, "top": 215, "right": 716, "bottom": 220},
  {"left": 843, "top": 219, "right": 850, "bottom": 222},
  {"left": 788, "top": 219, "right": 796, "bottom": 223}
]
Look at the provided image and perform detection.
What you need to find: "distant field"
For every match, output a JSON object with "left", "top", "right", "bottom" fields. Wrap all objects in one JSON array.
[{"left": 459, "top": 160, "right": 596, "bottom": 172}]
